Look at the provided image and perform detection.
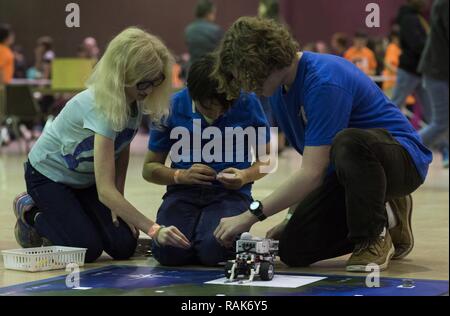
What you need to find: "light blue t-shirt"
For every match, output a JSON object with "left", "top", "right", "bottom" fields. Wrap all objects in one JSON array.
[{"left": 29, "top": 89, "right": 143, "bottom": 188}]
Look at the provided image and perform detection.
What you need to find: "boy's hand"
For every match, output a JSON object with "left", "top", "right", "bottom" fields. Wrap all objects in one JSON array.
[
  {"left": 216, "top": 168, "right": 248, "bottom": 190},
  {"left": 176, "top": 164, "right": 217, "bottom": 185}
]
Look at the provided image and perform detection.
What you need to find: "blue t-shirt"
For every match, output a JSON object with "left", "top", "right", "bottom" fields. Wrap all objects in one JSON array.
[
  {"left": 149, "top": 88, "right": 271, "bottom": 197},
  {"left": 270, "top": 52, "right": 432, "bottom": 181}
]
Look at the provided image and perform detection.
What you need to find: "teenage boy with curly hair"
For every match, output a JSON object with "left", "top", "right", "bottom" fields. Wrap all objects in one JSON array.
[{"left": 212, "top": 17, "right": 432, "bottom": 272}]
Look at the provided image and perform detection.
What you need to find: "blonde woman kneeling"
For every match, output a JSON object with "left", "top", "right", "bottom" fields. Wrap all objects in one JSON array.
[{"left": 13, "top": 27, "right": 190, "bottom": 263}]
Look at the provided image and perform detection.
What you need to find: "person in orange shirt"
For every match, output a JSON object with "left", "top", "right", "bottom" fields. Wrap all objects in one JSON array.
[
  {"left": 171, "top": 62, "right": 184, "bottom": 89},
  {"left": 383, "top": 30, "right": 402, "bottom": 97},
  {"left": 344, "top": 31, "right": 377, "bottom": 76},
  {"left": 0, "top": 24, "right": 15, "bottom": 85},
  {"left": 382, "top": 30, "right": 416, "bottom": 107}
]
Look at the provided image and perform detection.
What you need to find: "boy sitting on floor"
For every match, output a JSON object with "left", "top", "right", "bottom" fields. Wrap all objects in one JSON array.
[{"left": 142, "top": 54, "right": 272, "bottom": 266}]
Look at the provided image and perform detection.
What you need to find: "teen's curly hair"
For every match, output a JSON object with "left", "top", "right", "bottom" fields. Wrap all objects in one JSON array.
[{"left": 212, "top": 16, "right": 299, "bottom": 100}]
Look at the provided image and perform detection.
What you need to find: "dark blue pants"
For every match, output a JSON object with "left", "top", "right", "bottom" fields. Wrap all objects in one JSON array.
[
  {"left": 24, "top": 162, "right": 137, "bottom": 263},
  {"left": 152, "top": 185, "right": 252, "bottom": 267}
]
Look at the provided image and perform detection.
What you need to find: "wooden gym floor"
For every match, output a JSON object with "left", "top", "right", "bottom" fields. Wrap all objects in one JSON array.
[{"left": 0, "top": 133, "right": 448, "bottom": 289}]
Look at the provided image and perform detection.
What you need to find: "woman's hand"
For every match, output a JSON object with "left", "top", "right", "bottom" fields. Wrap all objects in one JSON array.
[
  {"left": 216, "top": 168, "right": 248, "bottom": 190},
  {"left": 156, "top": 226, "right": 191, "bottom": 249},
  {"left": 94, "top": 134, "right": 159, "bottom": 234},
  {"left": 111, "top": 212, "right": 140, "bottom": 238},
  {"left": 176, "top": 164, "right": 217, "bottom": 185}
]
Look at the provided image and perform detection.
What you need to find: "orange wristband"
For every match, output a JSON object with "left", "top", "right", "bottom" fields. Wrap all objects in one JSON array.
[
  {"left": 148, "top": 224, "right": 161, "bottom": 239},
  {"left": 174, "top": 170, "right": 182, "bottom": 184}
]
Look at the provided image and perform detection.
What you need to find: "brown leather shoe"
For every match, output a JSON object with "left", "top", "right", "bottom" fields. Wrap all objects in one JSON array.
[
  {"left": 389, "top": 195, "right": 414, "bottom": 260},
  {"left": 346, "top": 231, "right": 395, "bottom": 272}
]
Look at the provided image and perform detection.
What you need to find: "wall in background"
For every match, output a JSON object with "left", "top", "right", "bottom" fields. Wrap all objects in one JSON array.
[
  {"left": 280, "top": 0, "right": 432, "bottom": 45},
  {"left": 0, "top": 0, "right": 432, "bottom": 62},
  {"left": 0, "top": 0, "right": 259, "bottom": 61}
]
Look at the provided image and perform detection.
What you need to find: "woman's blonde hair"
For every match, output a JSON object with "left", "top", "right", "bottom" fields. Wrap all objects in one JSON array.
[
  {"left": 212, "top": 17, "right": 299, "bottom": 100},
  {"left": 87, "top": 27, "right": 173, "bottom": 131}
]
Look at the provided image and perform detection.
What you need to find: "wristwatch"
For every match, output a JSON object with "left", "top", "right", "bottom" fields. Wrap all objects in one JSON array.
[{"left": 249, "top": 200, "right": 267, "bottom": 221}]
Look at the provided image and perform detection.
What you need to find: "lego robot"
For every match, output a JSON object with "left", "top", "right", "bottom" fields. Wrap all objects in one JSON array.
[{"left": 224, "top": 232, "right": 279, "bottom": 283}]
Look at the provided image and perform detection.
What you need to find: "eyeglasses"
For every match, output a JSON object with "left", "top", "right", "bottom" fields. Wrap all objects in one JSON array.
[{"left": 136, "top": 73, "right": 166, "bottom": 91}]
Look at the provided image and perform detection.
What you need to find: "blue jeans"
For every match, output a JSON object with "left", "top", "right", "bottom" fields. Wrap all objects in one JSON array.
[
  {"left": 392, "top": 69, "right": 431, "bottom": 110},
  {"left": 392, "top": 69, "right": 448, "bottom": 151},
  {"left": 419, "top": 76, "right": 449, "bottom": 149},
  {"left": 24, "top": 162, "right": 137, "bottom": 263},
  {"left": 152, "top": 185, "right": 252, "bottom": 267}
]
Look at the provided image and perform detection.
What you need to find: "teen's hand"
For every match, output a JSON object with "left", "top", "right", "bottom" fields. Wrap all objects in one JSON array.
[
  {"left": 176, "top": 164, "right": 217, "bottom": 185},
  {"left": 156, "top": 226, "right": 191, "bottom": 249},
  {"left": 214, "top": 212, "right": 258, "bottom": 248},
  {"left": 216, "top": 168, "right": 248, "bottom": 190},
  {"left": 266, "top": 219, "right": 288, "bottom": 240}
]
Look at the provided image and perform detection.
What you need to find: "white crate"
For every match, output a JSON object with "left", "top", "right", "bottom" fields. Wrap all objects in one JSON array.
[{"left": 1, "top": 246, "right": 87, "bottom": 272}]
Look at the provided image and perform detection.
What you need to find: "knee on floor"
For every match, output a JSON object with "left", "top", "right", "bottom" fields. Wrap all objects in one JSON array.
[
  {"left": 84, "top": 242, "right": 103, "bottom": 263},
  {"left": 279, "top": 250, "right": 316, "bottom": 268},
  {"left": 152, "top": 246, "right": 195, "bottom": 267},
  {"left": 196, "top": 238, "right": 231, "bottom": 267},
  {"left": 108, "top": 238, "right": 138, "bottom": 261}
]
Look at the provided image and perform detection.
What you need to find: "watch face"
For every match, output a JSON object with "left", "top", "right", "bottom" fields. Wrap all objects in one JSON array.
[{"left": 250, "top": 201, "right": 260, "bottom": 211}]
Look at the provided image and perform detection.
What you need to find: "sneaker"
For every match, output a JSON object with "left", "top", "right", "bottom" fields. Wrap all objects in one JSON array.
[
  {"left": 388, "top": 195, "right": 414, "bottom": 260},
  {"left": 346, "top": 230, "right": 395, "bottom": 272},
  {"left": 13, "top": 193, "right": 43, "bottom": 248}
]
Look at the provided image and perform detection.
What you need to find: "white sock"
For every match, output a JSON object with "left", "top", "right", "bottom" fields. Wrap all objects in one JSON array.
[{"left": 386, "top": 203, "right": 398, "bottom": 229}]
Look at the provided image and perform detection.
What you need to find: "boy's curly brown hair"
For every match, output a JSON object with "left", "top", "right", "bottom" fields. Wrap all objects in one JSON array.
[{"left": 212, "top": 16, "right": 299, "bottom": 99}]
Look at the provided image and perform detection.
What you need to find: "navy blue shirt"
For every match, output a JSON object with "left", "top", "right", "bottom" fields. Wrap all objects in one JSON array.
[
  {"left": 270, "top": 52, "right": 432, "bottom": 181},
  {"left": 149, "top": 88, "right": 271, "bottom": 197}
]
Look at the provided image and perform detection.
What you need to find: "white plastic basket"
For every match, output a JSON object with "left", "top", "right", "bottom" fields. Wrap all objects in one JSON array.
[{"left": 1, "top": 246, "right": 87, "bottom": 272}]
